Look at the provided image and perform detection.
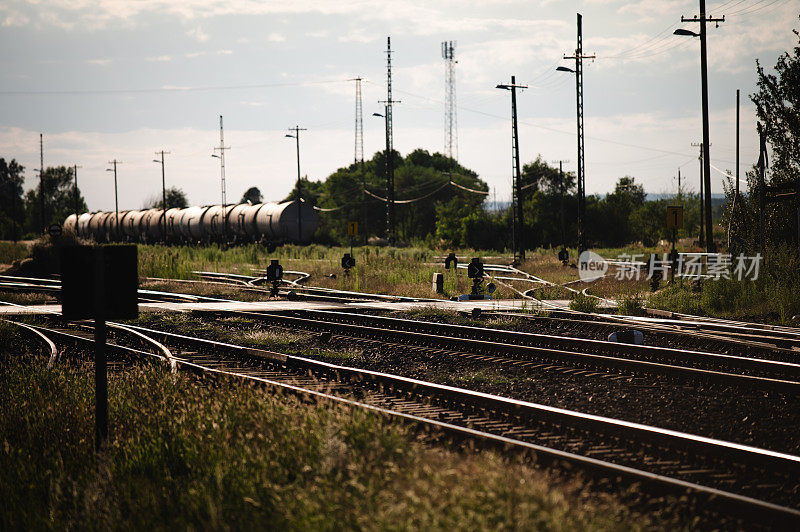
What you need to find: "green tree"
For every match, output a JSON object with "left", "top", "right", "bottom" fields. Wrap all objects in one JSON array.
[
  {"left": 145, "top": 187, "right": 189, "bottom": 209},
  {"left": 240, "top": 186, "right": 263, "bottom": 204},
  {"left": 728, "top": 20, "right": 800, "bottom": 249},
  {"left": 308, "top": 149, "right": 487, "bottom": 245},
  {"left": 0, "top": 158, "right": 25, "bottom": 240},
  {"left": 24, "top": 166, "right": 88, "bottom": 234}
]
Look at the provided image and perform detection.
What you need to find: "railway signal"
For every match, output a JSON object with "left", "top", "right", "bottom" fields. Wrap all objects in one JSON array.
[
  {"left": 266, "top": 259, "right": 283, "bottom": 297},
  {"left": 60, "top": 244, "right": 138, "bottom": 450},
  {"left": 341, "top": 253, "right": 356, "bottom": 277},
  {"left": 444, "top": 252, "right": 458, "bottom": 270}
]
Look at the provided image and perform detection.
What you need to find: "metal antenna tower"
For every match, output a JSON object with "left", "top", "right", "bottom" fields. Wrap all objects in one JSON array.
[
  {"left": 350, "top": 77, "right": 364, "bottom": 164},
  {"left": 212, "top": 116, "right": 230, "bottom": 241},
  {"left": 562, "top": 13, "right": 595, "bottom": 255},
  {"left": 496, "top": 76, "right": 527, "bottom": 263},
  {"left": 379, "top": 36, "right": 400, "bottom": 242},
  {"left": 441, "top": 40, "right": 458, "bottom": 162}
]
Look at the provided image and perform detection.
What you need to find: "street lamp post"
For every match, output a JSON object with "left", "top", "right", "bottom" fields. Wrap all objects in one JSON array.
[
  {"left": 372, "top": 110, "right": 395, "bottom": 242},
  {"left": 675, "top": 1, "right": 725, "bottom": 253},
  {"left": 105, "top": 160, "right": 121, "bottom": 239},
  {"left": 73, "top": 164, "right": 82, "bottom": 237},
  {"left": 285, "top": 126, "right": 307, "bottom": 242},
  {"left": 496, "top": 76, "right": 527, "bottom": 263},
  {"left": 557, "top": 13, "right": 595, "bottom": 255},
  {"left": 153, "top": 151, "right": 169, "bottom": 243}
]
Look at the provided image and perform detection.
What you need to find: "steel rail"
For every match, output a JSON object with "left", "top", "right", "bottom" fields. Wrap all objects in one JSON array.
[
  {"left": 3, "top": 318, "right": 59, "bottom": 367},
  {"left": 230, "top": 309, "right": 800, "bottom": 391},
  {"left": 486, "top": 311, "right": 799, "bottom": 358}
]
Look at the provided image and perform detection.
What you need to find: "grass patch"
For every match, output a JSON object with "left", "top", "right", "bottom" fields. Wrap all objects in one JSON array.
[
  {"left": 0, "top": 355, "right": 652, "bottom": 530},
  {"left": 0, "top": 241, "right": 31, "bottom": 264},
  {"left": 569, "top": 292, "right": 600, "bottom": 313},
  {"left": 647, "top": 246, "right": 800, "bottom": 325},
  {"left": 617, "top": 295, "right": 645, "bottom": 317}
]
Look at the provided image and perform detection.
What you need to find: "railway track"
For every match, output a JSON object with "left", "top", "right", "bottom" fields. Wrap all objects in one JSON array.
[
  {"left": 8, "top": 316, "right": 800, "bottom": 526},
  {"left": 203, "top": 308, "right": 800, "bottom": 393}
]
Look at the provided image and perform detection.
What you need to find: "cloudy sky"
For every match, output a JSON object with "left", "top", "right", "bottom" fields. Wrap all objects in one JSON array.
[{"left": 0, "top": 0, "right": 797, "bottom": 212}]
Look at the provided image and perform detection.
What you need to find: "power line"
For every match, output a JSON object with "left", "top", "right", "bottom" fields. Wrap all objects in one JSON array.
[{"left": 0, "top": 79, "right": 350, "bottom": 96}]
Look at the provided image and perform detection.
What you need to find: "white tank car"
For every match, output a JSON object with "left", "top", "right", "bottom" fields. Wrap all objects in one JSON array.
[{"left": 63, "top": 200, "right": 318, "bottom": 244}]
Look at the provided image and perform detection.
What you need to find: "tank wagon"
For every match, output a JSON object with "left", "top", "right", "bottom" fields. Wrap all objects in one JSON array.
[{"left": 63, "top": 200, "right": 318, "bottom": 245}]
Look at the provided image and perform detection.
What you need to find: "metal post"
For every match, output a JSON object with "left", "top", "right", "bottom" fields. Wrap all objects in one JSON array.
[
  {"left": 559, "top": 161, "right": 567, "bottom": 250},
  {"left": 107, "top": 160, "right": 121, "bottom": 240},
  {"left": 285, "top": 126, "right": 306, "bottom": 242},
  {"left": 699, "top": 146, "right": 704, "bottom": 246},
  {"left": 295, "top": 127, "right": 302, "bottom": 241},
  {"left": 380, "top": 36, "right": 399, "bottom": 243},
  {"left": 157, "top": 152, "right": 167, "bottom": 243},
  {"left": 496, "top": 77, "right": 527, "bottom": 262},
  {"left": 736, "top": 89, "right": 740, "bottom": 196},
  {"left": 73, "top": 164, "right": 80, "bottom": 237},
  {"left": 576, "top": 15, "right": 586, "bottom": 254},
  {"left": 383, "top": 105, "right": 392, "bottom": 241},
  {"left": 39, "top": 134, "right": 45, "bottom": 232},
  {"left": 93, "top": 249, "right": 108, "bottom": 450},
  {"left": 699, "top": 0, "right": 714, "bottom": 253},
  {"left": 510, "top": 76, "right": 524, "bottom": 261}
]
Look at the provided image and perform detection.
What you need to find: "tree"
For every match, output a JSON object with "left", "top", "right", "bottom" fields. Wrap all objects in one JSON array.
[
  {"left": 240, "top": 186, "right": 263, "bottom": 204},
  {"left": 144, "top": 187, "right": 188, "bottom": 209},
  {"left": 733, "top": 20, "right": 800, "bottom": 248},
  {"left": 305, "top": 149, "right": 488, "bottom": 244},
  {"left": 751, "top": 23, "right": 800, "bottom": 187},
  {"left": 0, "top": 158, "right": 25, "bottom": 240},
  {"left": 588, "top": 176, "right": 646, "bottom": 247},
  {"left": 24, "top": 166, "right": 88, "bottom": 234}
]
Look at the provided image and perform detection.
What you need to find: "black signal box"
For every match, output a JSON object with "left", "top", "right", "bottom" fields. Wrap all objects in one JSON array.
[{"left": 60, "top": 245, "right": 139, "bottom": 320}]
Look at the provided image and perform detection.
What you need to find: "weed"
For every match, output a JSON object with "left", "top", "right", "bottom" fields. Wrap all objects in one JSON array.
[{"left": 0, "top": 356, "right": 652, "bottom": 529}]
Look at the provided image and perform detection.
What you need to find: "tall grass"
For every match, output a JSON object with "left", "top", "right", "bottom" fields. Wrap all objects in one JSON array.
[
  {"left": 648, "top": 245, "right": 800, "bottom": 324},
  {"left": 0, "top": 356, "right": 650, "bottom": 529},
  {"left": 0, "top": 242, "right": 30, "bottom": 264}
]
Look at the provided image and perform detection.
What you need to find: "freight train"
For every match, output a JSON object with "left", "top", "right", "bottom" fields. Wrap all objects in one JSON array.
[{"left": 62, "top": 200, "right": 319, "bottom": 244}]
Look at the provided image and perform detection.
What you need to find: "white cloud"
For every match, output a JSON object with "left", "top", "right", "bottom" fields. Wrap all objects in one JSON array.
[
  {"left": 187, "top": 25, "right": 209, "bottom": 42},
  {"left": 267, "top": 33, "right": 285, "bottom": 42},
  {"left": 146, "top": 55, "right": 172, "bottom": 62},
  {"left": 86, "top": 58, "right": 113, "bottom": 66}
]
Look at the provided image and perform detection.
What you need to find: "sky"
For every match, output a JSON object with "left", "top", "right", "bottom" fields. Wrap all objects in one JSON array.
[{"left": 0, "top": 0, "right": 797, "bottom": 212}]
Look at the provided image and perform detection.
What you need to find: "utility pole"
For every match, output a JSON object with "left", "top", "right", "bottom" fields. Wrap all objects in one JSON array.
[
  {"left": 153, "top": 151, "right": 170, "bottom": 243},
  {"left": 736, "top": 89, "right": 740, "bottom": 195},
  {"left": 379, "top": 36, "right": 400, "bottom": 243},
  {"left": 442, "top": 40, "right": 458, "bottom": 162},
  {"left": 212, "top": 116, "right": 230, "bottom": 242},
  {"left": 73, "top": 164, "right": 82, "bottom": 237},
  {"left": 691, "top": 142, "right": 707, "bottom": 246},
  {"left": 38, "top": 134, "right": 45, "bottom": 231},
  {"left": 553, "top": 160, "right": 570, "bottom": 252},
  {"left": 677, "top": 168, "right": 682, "bottom": 196},
  {"left": 286, "top": 126, "right": 307, "bottom": 241},
  {"left": 106, "top": 160, "right": 122, "bottom": 239},
  {"left": 496, "top": 76, "right": 527, "bottom": 262},
  {"left": 679, "top": 1, "right": 724, "bottom": 253},
  {"left": 559, "top": 13, "right": 595, "bottom": 255}
]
